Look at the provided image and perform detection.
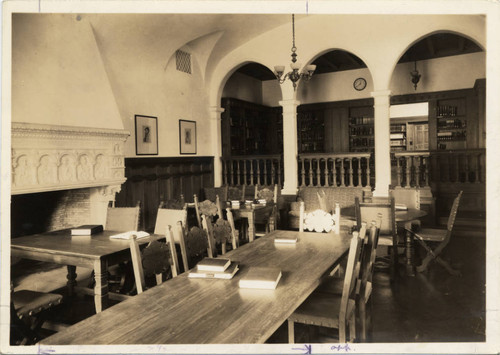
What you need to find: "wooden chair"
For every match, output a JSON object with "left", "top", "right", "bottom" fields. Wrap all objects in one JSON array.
[
  {"left": 173, "top": 221, "right": 213, "bottom": 270},
  {"left": 288, "top": 231, "right": 363, "bottom": 343},
  {"left": 228, "top": 185, "right": 246, "bottom": 201},
  {"left": 153, "top": 204, "right": 188, "bottom": 269},
  {"left": 404, "top": 191, "right": 463, "bottom": 275},
  {"left": 355, "top": 197, "right": 398, "bottom": 281},
  {"left": 299, "top": 201, "right": 340, "bottom": 234},
  {"left": 390, "top": 187, "right": 421, "bottom": 228},
  {"left": 129, "top": 227, "right": 180, "bottom": 294},
  {"left": 105, "top": 201, "right": 141, "bottom": 232},
  {"left": 204, "top": 186, "right": 229, "bottom": 203},
  {"left": 193, "top": 194, "right": 221, "bottom": 228},
  {"left": 314, "top": 222, "right": 379, "bottom": 342},
  {"left": 159, "top": 194, "right": 185, "bottom": 210},
  {"left": 10, "top": 282, "right": 66, "bottom": 345},
  {"left": 202, "top": 208, "right": 238, "bottom": 255},
  {"left": 253, "top": 184, "right": 279, "bottom": 237}
]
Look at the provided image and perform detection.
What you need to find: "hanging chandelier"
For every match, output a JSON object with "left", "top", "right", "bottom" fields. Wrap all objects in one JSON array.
[
  {"left": 274, "top": 14, "right": 316, "bottom": 91},
  {"left": 410, "top": 60, "right": 421, "bottom": 90}
]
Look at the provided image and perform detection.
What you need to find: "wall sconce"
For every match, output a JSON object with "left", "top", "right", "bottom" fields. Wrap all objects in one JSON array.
[{"left": 410, "top": 61, "right": 421, "bottom": 90}]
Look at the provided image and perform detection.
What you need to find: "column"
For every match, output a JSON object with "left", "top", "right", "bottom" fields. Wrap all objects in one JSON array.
[
  {"left": 210, "top": 106, "right": 225, "bottom": 187},
  {"left": 371, "top": 90, "right": 392, "bottom": 198},
  {"left": 279, "top": 99, "right": 300, "bottom": 195}
]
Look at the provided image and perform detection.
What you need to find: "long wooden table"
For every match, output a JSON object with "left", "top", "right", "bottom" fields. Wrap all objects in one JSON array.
[
  {"left": 11, "top": 229, "right": 156, "bottom": 313},
  {"left": 41, "top": 229, "right": 351, "bottom": 344}
]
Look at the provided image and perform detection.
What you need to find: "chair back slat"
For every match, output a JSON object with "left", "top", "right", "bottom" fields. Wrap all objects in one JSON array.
[
  {"left": 447, "top": 191, "right": 463, "bottom": 231},
  {"left": 106, "top": 205, "right": 140, "bottom": 232},
  {"left": 339, "top": 232, "right": 363, "bottom": 322},
  {"left": 154, "top": 207, "right": 188, "bottom": 239},
  {"left": 175, "top": 221, "right": 211, "bottom": 271},
  {"left": 299, "top": 201, "right": 340, "bottom": 233},
  {"left": 201, "top": 215, "right": 215, "bottom": 258},
  {"left": 359, "top": 221, "right": 380, "bottom": 297},
  {"left": 390, "top": 188, "right": 420, "bottom": 209},
  {"left": 356, "top": 197, "right": 396, "bottom": 236}
]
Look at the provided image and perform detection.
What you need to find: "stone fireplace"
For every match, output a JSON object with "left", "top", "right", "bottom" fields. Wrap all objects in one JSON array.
[{"left": 11, "top": 122, "right": 130, "bottom": 237}]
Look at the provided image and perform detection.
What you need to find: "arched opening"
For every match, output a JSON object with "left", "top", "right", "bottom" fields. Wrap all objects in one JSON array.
[{"left": 219, "top": 62, "right": 283, "bottom": 187}]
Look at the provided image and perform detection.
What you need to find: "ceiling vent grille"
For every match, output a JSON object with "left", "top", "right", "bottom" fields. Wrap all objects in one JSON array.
[{"left": 176, "top": 50, "right": 192, "bottom": 74}]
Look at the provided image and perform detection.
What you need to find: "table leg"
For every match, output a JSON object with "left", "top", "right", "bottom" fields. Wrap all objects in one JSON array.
[
  {"left": 66, "top": 265, "right": 77, "bottom": 296},
  {"left": 248, "top": 212, "right": 255, "bottom": 242},
  {"left": 93, "top": 259, "right": 109, "bottom": 313},
  {"left": 404, "top": 221, "right": 415, "bottom": 276}
]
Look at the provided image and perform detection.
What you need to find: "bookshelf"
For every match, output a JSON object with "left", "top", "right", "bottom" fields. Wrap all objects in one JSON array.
[
  {"left": 297, "top": 110, "right": 325, "bottom": 153},
  {"left": 436, "top": 100, "right": 467, "bottom": 150},
  {"left": 390, "top": 123, "right": 407, "bottom": 151}
]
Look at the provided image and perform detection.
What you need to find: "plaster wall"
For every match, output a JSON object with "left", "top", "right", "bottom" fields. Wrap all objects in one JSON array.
[{"left": 11, "top": 14, "right": 123, "bottom": 130}]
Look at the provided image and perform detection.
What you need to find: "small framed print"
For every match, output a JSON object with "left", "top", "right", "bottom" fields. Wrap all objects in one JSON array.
[
  {"left": 179, "top": 120, "right": 197, "bottom": 154},
  {"left": 135, "top": 115, "right": 158, "bottom": 155}
]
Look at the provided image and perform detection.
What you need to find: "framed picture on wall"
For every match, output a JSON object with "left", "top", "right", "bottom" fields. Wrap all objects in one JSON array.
[
  {"left": 135, "top": 115, "right": 158, "bottom": 155},
  {"left": 179, "top": 119, "right": 197, "bottom": 154}
]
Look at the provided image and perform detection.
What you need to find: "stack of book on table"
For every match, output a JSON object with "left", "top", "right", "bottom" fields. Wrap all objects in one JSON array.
[
  {"left": 188, "top": 257, "right": 239, "bottom": 279},
  {"left": 238, "top": 266, "right": 282, "bottom": 290}
]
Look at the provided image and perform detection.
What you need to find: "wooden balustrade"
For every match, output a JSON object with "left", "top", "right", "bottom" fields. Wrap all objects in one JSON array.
[
  {"left": 392, "top": 151, "right": 430, "bottom": 188},
  {"left": 392, "top": 149, "right": 485, "bottom": 188},
  {"left": 297, "top": 152, "right": 372, "bottom": 188},
  {"left": 428, "top": 149, "right": 485, "bottom": 184},
  {"left": 221, "top": 155, "right": 283, "bottom": 186}
]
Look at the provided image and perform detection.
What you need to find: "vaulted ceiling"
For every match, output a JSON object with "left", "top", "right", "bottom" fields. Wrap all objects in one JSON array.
[{"left": 236, "top": 32, "right": 483, "bottom": 81}]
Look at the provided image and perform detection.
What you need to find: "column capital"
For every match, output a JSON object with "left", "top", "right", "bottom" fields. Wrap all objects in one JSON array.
[
  {"left": 209, "top": 106, "right": 225, "bottom": 114},
  {"left": 278, "top": 99, "right": 300, "bottom": 112}
]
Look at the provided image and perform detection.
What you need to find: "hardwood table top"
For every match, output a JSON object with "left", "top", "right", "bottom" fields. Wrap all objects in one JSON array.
[
  {"left": 41, "top": 229, "right": 352, "bottom": 345},
  {"left": 11, "top": 229, "right": 153, "bottom": 260}
]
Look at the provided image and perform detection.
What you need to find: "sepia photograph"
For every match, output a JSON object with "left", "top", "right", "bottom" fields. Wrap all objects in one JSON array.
[{"left": 1, "top": 0, "right": 499, "bottom": 354}]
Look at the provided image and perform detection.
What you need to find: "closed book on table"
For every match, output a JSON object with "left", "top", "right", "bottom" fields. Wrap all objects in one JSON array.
[
  {"left": 395, "top": 204, "right": 408, "bottom": 211},
  {"left": 274, "top": 235, "right": 298, "bottom": 244},
  {"left": 188, "top": 262, "right": 239, "bottom": 280},
  {"left": 239, "top": 267, "right": 282, "bottom": 290},
  {"left": 196, "top": 257, "right": 231, "bottom": 272},
  {"left": 71, "top": 225, "right": 103, "bottom": 236}
]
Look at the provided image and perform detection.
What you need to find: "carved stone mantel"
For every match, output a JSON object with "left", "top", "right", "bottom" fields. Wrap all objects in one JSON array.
[{"left": 11, "top": 122, "right": 130, "bottom": 195}]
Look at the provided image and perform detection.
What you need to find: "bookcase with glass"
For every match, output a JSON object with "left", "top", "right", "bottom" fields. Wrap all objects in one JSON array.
[
  {"left": 297, "top": 111, "right": 325, "bottom": 153},
  {"left": 390, "top": 123, "right": 407, "bottom": 151},
  {"left": 348, "top": 106, "right": 374, "bottom": 152},
  {"left": 436, "top": 98, "right": 467, "bottom": 150}
]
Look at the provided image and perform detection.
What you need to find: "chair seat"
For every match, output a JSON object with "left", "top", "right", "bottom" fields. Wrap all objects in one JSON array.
[
  {"left": 289, "top": 291, "right": 355, "bottom": 328},
  {"left": 413, "top": 228, "right": 447, "bottom": 242},
  {"left": 12, "top": 290, "right": 63, "bottom": 318}
]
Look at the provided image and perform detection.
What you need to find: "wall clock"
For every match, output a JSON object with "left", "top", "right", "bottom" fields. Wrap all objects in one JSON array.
[{"left": 353, "top": 77, "right": 367, "bottom": 91}]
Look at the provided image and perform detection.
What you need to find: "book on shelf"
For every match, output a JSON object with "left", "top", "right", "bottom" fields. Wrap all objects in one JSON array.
[
  {"left": 188, "top": 262, "right": 239, "bottom": 280},
  {"left": 395, "top": 204, "right": 408, "bottom": 211},
  {"left": 238, "top": 267, "right": 282, "bottom": 290},
  {"left": 71, "top": 224, "right": 103, "bottom": 236},
  {"left": 274, "top": 235, "right": 298, "bottom": 244},
  {"left": 109, "top": 231, "right": 150, "bottom": 240},
  {"left": 196, "top": 257, "right": 231, "bottom": 272}
]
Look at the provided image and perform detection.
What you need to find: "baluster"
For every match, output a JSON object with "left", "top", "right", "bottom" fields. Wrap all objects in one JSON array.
[
  {"left": 332, "top": 159, "right": 337, "bottom": 187},
  {"left": 256, "top": 159, "right": 261, "bottom": 185},
  {"left": 229, "top": 160, "right": 234, "bottom": 185},
  {"left": 263, "top": 159, "right": 268, "bottom": 185},
  {"left": 415, "top": 156, "right": 421, "bottom": 188},
  {"left": 250, "top": 159, "right": 254, "bottom": 186},
  {"left": 277, "top": 158, "right": 282, "bottom": 187},
  {"left": 357, "top": 157, "right": 362, "bottom": 187},
  {"left": 308, "top": 159, "right": 313, "bottom": 187},
  {"left": 324, "top": 159, "right": 330, "bottom": 187},
  {"left": 396, "top": 156, "right": 402, "bottom": 187},
  {"left": 423, "top": 156, "right": 429, "bottom": 187},
  {"left": 271, "top": 159, "right": 276, "bottom": 185},
  {"left": 236, "top": 160, "right": 241, "bottom": 185},
  {"left": 454, "top": 154, "right": 460, "bottom": 183},
  {"left": 366, "top": 156, "right": 371, "bottom": 188},
  {"left": 475, "top": 153, "right": 481, "bottom": 183},
  {"left": 300, "top": 157, "right": 306, "bottom": 187},
  {"left": 316, "top": 159, "right": 322, "bottom": 187},
  {"left": 340, "top": 158, "right": 346, "bottom": 187},
  {"left": 464, "top": 153, "right": 470, "bottom": 183},
  {"left": 347, "top": 158, "right": 354, "bottom": 186},
  {"left": 405, "top": 156, "right": 411, "bottom": 187},
  {"left": 222, "top": 159, "right": 227, "bottom": 185}
]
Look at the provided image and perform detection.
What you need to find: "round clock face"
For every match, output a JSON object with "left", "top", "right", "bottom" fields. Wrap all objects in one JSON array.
[{"left": 353, "top": 77, "right": 367, "bottom": 91}]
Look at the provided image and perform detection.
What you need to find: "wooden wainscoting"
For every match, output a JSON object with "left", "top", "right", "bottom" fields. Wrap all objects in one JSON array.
[{"left": 115, "top": 157, "right": 214, "bottom": 232}]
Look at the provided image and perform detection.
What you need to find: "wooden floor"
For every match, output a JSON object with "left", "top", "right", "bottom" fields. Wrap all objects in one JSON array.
[{"left": 11, "top": 232, "right": 486, "bottom": 345}]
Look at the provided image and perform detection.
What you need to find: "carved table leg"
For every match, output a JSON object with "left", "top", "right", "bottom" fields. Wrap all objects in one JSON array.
[
  {"left": 93, "top": 259, "right": 109, "bottom": 313},
  {"left": 66, "top": 265, "right": 77, "bottom": 296},
  {"left": 404, "top": 221, "right": 415, "bottom": 276}
]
